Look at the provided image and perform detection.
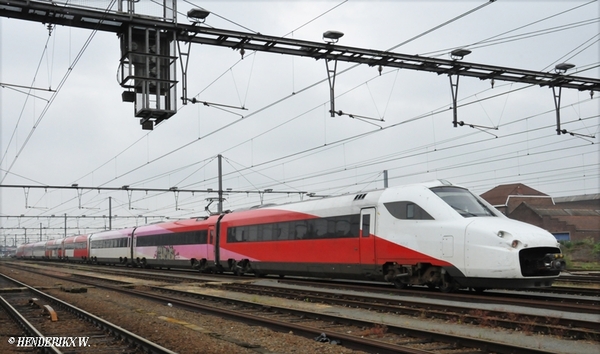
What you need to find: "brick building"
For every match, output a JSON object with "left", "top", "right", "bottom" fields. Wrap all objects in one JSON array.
[{"left": 480, "top": 183, "right": 600, "bottom": 242}]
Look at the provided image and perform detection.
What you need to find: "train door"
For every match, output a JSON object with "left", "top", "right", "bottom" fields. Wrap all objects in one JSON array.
[
  {"left": 208, "top": 225, "right": 215, "bottom": 262},
  {"left": 128, "top": 230, "right": 134, "bottom": 265},
  {"left": 359, "top": 208, "right": 376, "bottom": 265}
]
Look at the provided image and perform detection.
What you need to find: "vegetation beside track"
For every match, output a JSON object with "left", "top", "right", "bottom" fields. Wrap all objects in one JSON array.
[{"left": 560, "top": 239, "right": 600, "bottom": 271}]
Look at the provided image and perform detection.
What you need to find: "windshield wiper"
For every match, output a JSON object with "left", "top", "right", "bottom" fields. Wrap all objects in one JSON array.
[{"left": 451, "top": 206, "right": 478, "bottom": 217}]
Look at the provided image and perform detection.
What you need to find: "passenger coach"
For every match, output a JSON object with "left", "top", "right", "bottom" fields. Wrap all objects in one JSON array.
[
  {"left": 89, "top": 228, "right": 133, "bottom": 265},
  {"left": 31, "top": 241, "right": 46, "bottom": 259},
  {"left": 45, "top": 238, "right": 63, "bottom": 260},
  {"left": 132, "top": 219, "right": 212, "bottom": 269},
  {"left": 63, "top": 234, "right": 90, "bottom": 262}
]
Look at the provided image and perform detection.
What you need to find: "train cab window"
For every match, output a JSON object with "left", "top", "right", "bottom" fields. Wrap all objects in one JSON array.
[
  {"left": 430, "top": 186, "right": 495, "bottom": 218},
  {"left": 384, "top": 201, "right": 434, "bottom": 220}
]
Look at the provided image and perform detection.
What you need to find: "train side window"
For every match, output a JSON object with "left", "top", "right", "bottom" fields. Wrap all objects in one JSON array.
[
  {"left": 384, "top": 201, "right": 434, "bottom": 220},
  {"left": 198, "top": 230, "right": 208, "bottom": 244},
  {"left": 260, "top": 224, "right": 273, "bottom": 241},
  {"left": 175, "top": 233, "right": 183, "bottom": 245},
  {"left": 313, "top": 219, "right": 328, "bottom": 238},
  {"left": 294, "top": 222, "right": 307, "bottom": 239},
  {"left": 327, "top": 219, "right": 337, "bottom": 237},
  {"left": 273, "top": 227, "right": 282, "bottom": 240},
  {"left": 361, "top": 214, "right": 371, "bottom": 237},
  {"left": 335, "top": 220, "right": 351, "bottom": 237},
  {"left": 277, "top": 223, "right": 290, "bottom": 240},
  {"left": 235, "top": 227, "right": 245, "bottom": 242},
  {"left": 350, "top": 214, "right": 360, "bottom": 237},
  {"left": 248, "top": 225, "right": 258, "bottom": 241}
]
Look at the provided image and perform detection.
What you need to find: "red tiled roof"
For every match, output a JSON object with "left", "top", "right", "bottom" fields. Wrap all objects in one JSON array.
[{"left": 481, "top": 183, "right": 548, "bottom": 206}]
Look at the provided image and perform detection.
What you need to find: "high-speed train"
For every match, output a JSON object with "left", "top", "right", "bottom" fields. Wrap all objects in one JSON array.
[{"left": 16, "top": 180, "right": 565, "bottom": 292}]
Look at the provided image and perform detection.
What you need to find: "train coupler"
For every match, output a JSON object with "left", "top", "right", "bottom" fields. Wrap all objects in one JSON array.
[{"left": 543, "top": 253, "right": 566, "bottom": 270}]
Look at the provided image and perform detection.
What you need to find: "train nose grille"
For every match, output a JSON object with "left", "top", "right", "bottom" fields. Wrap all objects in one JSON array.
[{"left": 519, "top": 247, "right": 563, "bottom": 277}]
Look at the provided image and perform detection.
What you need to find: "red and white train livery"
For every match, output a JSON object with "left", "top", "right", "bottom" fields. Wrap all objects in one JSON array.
[{"left": 16, "top": 181, "right": 565, "bottom": 291}]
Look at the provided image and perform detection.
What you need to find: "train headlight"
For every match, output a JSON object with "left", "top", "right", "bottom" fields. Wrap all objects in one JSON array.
[
  {"left": 497, "top": 230, "right": 512, "bottom": 238},
  {"left": 511, "top": 240, "right": 520, "bottom": 248}
]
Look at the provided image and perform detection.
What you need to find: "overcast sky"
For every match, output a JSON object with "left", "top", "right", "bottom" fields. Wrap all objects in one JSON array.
[{"left": 1, "top": 0, "right": 598, "bottom": 243}]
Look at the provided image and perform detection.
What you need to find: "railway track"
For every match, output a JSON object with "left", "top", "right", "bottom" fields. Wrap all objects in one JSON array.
[
  {"left": 0, "top": 273, "right": 176, "bottom": 354},
  {"left": 7, "top": 260, "right": 598, "bottom": 319},
  {"left": 206, "top": 281, "right": 600, "bottom": 340},
  {"left": 4, "top": 263, "right": 595, "bottom": 354},
  {"left": 24, "top": 274, "right": 557, "bottom": 353},
  {"left": 13, "top": 260, "right": 600, "bottom": 303}
]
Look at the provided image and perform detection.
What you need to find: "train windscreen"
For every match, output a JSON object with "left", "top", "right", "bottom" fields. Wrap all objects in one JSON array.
[{"left": 430, "top": 186, "right": 495, "bottom": 218}]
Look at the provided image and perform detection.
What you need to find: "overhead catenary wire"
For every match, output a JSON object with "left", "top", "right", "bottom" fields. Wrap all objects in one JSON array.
[
  {"left": 116, "top": 99, "right": 599, "bottom": 213},
  {"left": 71, "top": 0, "right": 495, "bottom": 196},
  {"left": 421, "top": 0, "right": 599, "bottom": 58},
  {"left": 14, "top": 86, "right": 598, "bottom": 227},
  {"left": 13, "top": 81, "right": 597, "bottom": 230},
  {"left": 0, "top": 0, "right": 119, "bottom": 185}
]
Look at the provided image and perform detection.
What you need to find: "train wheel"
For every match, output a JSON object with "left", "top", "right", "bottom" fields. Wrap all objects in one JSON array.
[
  {"left": 230, "top": 261, "right": 243, "bottom": 276},
  {"left": 439, "top": 274, "right": 457, "bottom": 293}
]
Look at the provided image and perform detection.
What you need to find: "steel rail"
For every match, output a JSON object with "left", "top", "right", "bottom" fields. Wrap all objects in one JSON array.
[
  {"left": 215, "top": 282, "right": 600, "bottom": 339},
  {"left": 0, "top": 295, "right": 63, "bottom": 354},
  {"left": 0, "top": 273, "right": 178, "bottom": 354},
  {"left": 11, "top": 265, "right": 558, "bottom": 354}
]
